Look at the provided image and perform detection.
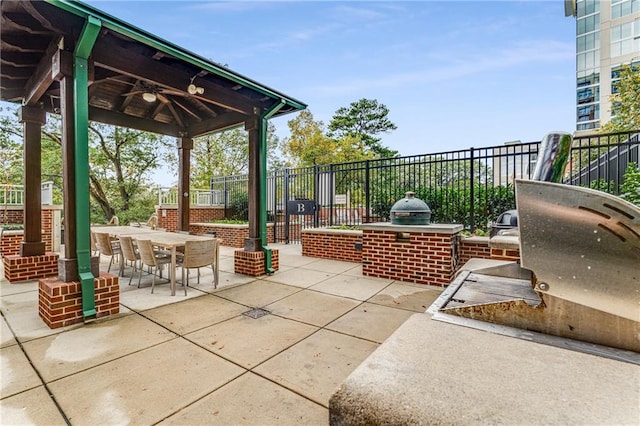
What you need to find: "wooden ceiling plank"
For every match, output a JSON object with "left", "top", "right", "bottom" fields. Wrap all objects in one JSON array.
[
  {"left": 20, "top": 0, "right": 60, "bottom": 32},
  {"left": 91, "top": 40, "right": 259, "bottom": 115},
  {"left": 89, "top": 107, "right": 183, "bottom": 137},
  {"left": 165, "top": 102, "right": 186, "bottom": 128},
  {"left": 1, "top": 52, "right": 42, "bottom": 67},
  {"left": 187, "top": 112, "right": 246, "bottom": 137},
  {"left": 2, "top": 12, "right": 53, "bottom": 35},
  {"left": 191, "top": 98, "right": 218, "bottom": 118},
  {"left": 171, "top": 98, "right": 202, "bottom": 121}
]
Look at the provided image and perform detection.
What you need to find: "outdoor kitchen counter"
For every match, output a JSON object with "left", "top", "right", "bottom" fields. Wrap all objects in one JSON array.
[{"left": 329, "top": 313, "right": 639, "bottom": 425}]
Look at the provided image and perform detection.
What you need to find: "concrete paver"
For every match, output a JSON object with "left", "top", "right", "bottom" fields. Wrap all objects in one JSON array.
[
  {"left": 302, "top": 258, "right": 361, "bottom": 275},
  {"left": 48, "top": 338, "right": 244, "bottom": 426},
  {"left": 254, "top": 329, "right": 378, "bottom": 406},
  {"left": 214, "top": 279, "right": 300, "bottom": 307},
  {"left": 266, "top": 290, "right": 361, "bottom": 327},
  {"left": 0, "top": 243, "right": 441, "bottom": 424},
  {"left": 326, "top": 302, "right": 415, "bottom": 343},
  {"left": 368, "top": 282, "right": 443, "bottom": 312},
  {"left": 263, "top": 267, "right": 333, "bottom": 288},
  {"left": 186, "top": 314, "right": 317, "bottom": 368},
  {"left": 310, "top": 274, "right": 392, "bottom": 301},
  {"left": 0, "top": 386, "right": 67, "bottom": 425},
  {"left": 142, "top": 294, "right": 248, "bottom": 335},
  {"left": 0, "top": 290, "right": 79, "bottom": 342},
  {"left": 160, "top": 372, "right": 328, "bottom": 425},
  {"left": 1, "top": 345, "right": 42, "bottom": 399},
  {"left": 0, "top": 316, "right": 16, "bottom": 348},
  {"left": 22, "top": 314, "right": 176, "bottom": 382}
]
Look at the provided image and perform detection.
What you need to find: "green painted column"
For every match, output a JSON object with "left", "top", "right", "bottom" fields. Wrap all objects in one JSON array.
[{"left": 73, "top": 16, "right": 101, "bottom": 319}]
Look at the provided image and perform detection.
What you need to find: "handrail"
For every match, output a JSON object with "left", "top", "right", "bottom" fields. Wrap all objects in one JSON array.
[
  {"left": 0, "top": 181, "right": 54, "bottom": 205},
  {"left": 157, "top": 187, "right": 226, "bottom": 206}
]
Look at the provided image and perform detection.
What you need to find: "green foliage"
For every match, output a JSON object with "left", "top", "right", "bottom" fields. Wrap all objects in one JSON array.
[
  {"left": 588, "top": 178, "right": 616, "bottom": 194},
  {"left": 329, "top": 224, "right": 360, "bottom": 230},
  {"left": 209, "top": 218, "right": 248, "bottom": 224},
  {"left": 282, "top": 110, "right": 375, "bottom": 167},
  {"left": 328, "top": 98, "right": 398, "bottom": 158},
  {"left": 620, "top": 163, "right": 640, "bottom": 206},
  {"left": 371, "top": 184, "right": 515, "bottom": 232},
  {"left": 600, "top": 64, "right": 640, "bottom": 132},
  {"left": 191, "top": 123, "right": 282, "bottom": 188},
  {"left": 227, "top": 192, "right": 249, "bottom": 221}
]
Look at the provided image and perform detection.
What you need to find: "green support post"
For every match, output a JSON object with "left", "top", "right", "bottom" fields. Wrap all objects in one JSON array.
[
  {"left": 260, "top": 100, "right": 285, "bottom": 273},
  {"left": 74, "top": 16, "right": 101, "bottom": 319}
]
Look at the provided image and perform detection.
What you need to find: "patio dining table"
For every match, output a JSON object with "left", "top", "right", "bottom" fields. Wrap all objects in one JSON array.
[
  {"left": 126, "top": 231, "right": 218, "bottom": 296},
  {"left": 91, "top": 226, "right": 218, "bottom": 296}
]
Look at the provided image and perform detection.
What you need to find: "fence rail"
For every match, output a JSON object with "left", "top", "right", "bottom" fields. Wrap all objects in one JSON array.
[
  {"left": 0, "top": 182, "right": 54, "bottom": 206},
  {"left": 158, "top": 131, "right": 639, "bottom": 243}
]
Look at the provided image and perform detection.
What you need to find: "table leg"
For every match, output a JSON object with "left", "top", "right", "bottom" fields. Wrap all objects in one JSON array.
[{"left": 171, "top": 247, "right": 176, "bottom": 296}]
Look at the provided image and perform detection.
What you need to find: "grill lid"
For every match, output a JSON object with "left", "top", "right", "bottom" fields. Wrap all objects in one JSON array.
[{"left": 390, "top": 192, "right": 431, "bottom": 225}]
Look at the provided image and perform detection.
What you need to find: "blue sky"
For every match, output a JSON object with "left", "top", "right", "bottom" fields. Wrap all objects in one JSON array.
[{"left": 83, "top": 0, "right": 576, "bottom": 156}]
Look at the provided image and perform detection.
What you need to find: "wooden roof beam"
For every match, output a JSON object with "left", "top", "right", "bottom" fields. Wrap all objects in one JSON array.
[
  {"left": 91, "top": 39, "right": 261, "bottom": 115},
  {"left": 89, "top": 106, "right": 184, "bottom": 137},
  {"left": 23, "top": 37, "right": 68, "bottom": 105}
]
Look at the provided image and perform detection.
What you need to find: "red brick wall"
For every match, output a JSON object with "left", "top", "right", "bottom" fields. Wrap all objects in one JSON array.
[
  {"left": 301, "top": 230, "right": 362, "bottom": 263},
  {"left": 490, "top": 247, "right": 520, "bottom": 261},
  {"left": 459, "top": 237, "right": 492, "bottom": 267},
  {"left": 234, "top": 249, "right": 279, "bottom": 276},
  {"left": 3, "top": 252, "right": 59, "bottom": 282},
  {"left": 189, "top": 224, "right": 276, "bottom": 248},
  {"left": 0, "top": 209, "right": 23, "bottom": 224},
  {"left": 362, "top": 230, "right": 458, "bottom": 286},
  {"left": 1, "top": 208, "right": 55, "bottom": 257},
  {"left": 0, "top": 232, "right": 23, "bottom": 257},
  {"left": 38, "top": 272, "right": 120, "bottom": 329},
  {"left": 156, "top": 206, "right": 225, "bottom": 232}
]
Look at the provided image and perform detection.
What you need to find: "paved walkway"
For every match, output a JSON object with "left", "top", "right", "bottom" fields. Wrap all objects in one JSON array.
[{"left": 1, "top": 244, "right": 443, "bottom": 425}]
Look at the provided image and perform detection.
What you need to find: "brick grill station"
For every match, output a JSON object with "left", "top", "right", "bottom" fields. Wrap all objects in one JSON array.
[{"left": 361, "top": 223, "right": 463, "bottom": 286}]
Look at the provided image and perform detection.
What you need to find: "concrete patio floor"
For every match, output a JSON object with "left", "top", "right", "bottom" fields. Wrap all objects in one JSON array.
[{"left": 0, "top": 243, "right": 443, "bottom": 425}]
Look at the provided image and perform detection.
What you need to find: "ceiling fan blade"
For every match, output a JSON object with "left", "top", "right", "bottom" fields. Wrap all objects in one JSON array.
[{"left": 156, "top": 92, "right": 170, "bottom": 103}]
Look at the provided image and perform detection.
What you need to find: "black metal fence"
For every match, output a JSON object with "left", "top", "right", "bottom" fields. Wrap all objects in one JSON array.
[{"left": 211, "top": 131, "right": 639, "bottom": 243}]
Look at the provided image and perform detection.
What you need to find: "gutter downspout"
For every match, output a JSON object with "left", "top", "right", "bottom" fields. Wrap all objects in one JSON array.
[
  {"left": 260, "top": 100, "right": 286, "bottom": 274},
  {"left": 74, "top": 16, "right": 101, "bottom": 319}
]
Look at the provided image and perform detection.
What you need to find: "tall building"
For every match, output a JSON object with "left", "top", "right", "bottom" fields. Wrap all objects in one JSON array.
[{"left": 566, "top": 0, "right": 639, "bottom": 133}]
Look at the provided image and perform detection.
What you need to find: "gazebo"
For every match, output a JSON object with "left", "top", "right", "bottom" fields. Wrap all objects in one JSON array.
[{"left": 0, "top": 0, "right": 305, "bottom": 321}]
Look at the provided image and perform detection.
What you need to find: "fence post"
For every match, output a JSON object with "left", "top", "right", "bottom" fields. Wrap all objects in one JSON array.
[
  {"left": 284, "top": 168, "right": 290, "bottom": 243},
  {"left": 313, "top": 165, "right": 320, "bottom": 228},
  {"left": 365, "top": 160, "right": 371, "bottom": 223},
  {"left": 469, "top": 147, "right": 475, "bottom": 231},
  {"left": 329, "top": 164, "right": 334, "bottom": 227}
]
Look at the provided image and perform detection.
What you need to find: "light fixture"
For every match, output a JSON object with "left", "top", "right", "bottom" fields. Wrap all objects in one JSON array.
[
  {"left": 188, "top": 75, "right": 205, "bottom": 95},
  {"left": 142, "top": 92, "right": 157, "bottom": 103}
]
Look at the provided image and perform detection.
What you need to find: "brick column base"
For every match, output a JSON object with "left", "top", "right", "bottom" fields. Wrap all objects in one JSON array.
[
  {"left": 3, "top": 253, "right": 59, "bottom": 282},
  {"left": 234, "top": 249, "right": 279, "bottom": 277},
  {"left": 38, "top": 272, "right": 120, "bottom": 329}
]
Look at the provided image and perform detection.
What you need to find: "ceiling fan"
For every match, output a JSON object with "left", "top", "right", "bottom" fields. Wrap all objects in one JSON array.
[{"left": 122, "top": 80, "right": 186, "bottom": 103}]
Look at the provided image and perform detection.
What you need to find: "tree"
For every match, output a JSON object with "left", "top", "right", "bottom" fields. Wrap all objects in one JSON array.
[
  {"left": 190, "top": 122, "right": 282, "bottom": 188},
  {"left": 0, "top": 105, "right": 171, "bottom": 223},
  {"left": 282, "top": 110, "right": 375, "bottom": 167},
  {"left": 328, "top": 98, "right": 398, "bottom": 158},
  {"left": 600, "top": 64, "right": 640, "bottom": 132}
]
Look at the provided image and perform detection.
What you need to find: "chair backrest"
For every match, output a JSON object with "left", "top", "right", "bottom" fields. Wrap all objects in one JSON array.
[
  {"left": 136, "top": 239, "right": 157, "bottom": 267},
  {"left": 182, "top": 239, "right": 218, "bottom": 269},
  {"left": 94, "top": 232, "right": 114, "bottom": 256},
  {"left": 119, "top": 236, "right": 138, "bottom": 262}
]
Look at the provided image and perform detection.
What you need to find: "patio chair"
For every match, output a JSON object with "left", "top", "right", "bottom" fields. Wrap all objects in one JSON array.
[
  {"left": 119, "top": 235, "right": 141, "bottom": 286},
  {"left": 180, "top": 238, "right": 220, "bottom": 290},
  {"left": 136, "top": 239, "right": 173, "bottom": 293},
  {"left": 93, "top": 232, "right": 121, "bottom": 275}
]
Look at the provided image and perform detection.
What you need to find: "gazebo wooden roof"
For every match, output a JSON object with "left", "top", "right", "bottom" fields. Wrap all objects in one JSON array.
[
  {"left": 0, "top": 0, "right": 305, "bottom": 136},
  {"left": 0, "top": 0, "right": 305, "bottom": 317}
]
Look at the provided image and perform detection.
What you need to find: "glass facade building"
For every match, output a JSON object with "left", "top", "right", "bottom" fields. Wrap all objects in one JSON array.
[{"left": 570, "top": 0, "right": 639, "bottom": 132}]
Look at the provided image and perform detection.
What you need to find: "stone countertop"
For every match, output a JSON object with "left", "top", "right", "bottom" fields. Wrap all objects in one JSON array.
[
  {"left": 360, "top": 222, "right": 463, "bottom": 234},
  {"left": 330, "top": 313, "right": 639, "bottom": 425}
]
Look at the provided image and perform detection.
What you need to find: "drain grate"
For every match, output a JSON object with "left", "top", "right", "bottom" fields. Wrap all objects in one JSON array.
[{"left": 242, "top": 308, "right": 270, "bottom": 319}]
